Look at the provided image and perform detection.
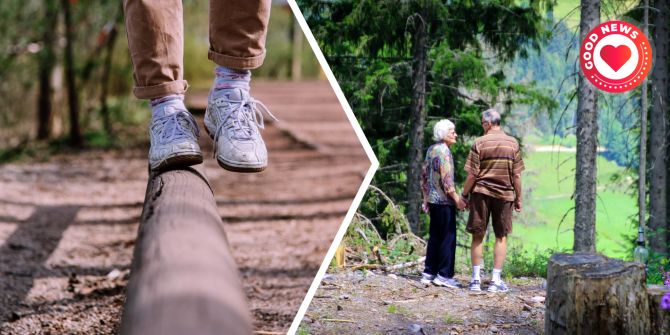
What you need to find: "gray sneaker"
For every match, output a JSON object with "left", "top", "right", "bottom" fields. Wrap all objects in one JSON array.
[
  {"left": 204, "top": 88, "right": 277, "bottom": 173},
  {"left": 487, "top": 281, "right": 509, "bottom": 293},
  {"left": 432, "top": 275, "right": 459, "bottom": 289},
  {"left": 149, "top": 107, "right": 202, "bottom": 171},
  {"left": 420, "top": 272, "right": 436, "bottom": 284}
]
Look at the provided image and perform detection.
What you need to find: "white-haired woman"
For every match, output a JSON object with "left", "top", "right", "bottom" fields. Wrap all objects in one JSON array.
[{"left": 420, "top": 119, "right": 467, "bottom": 288}]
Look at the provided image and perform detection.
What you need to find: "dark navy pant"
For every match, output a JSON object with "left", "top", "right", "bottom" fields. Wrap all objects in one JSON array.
[{"left": 423, "top": 203, "right": 457, "bottom": 278}]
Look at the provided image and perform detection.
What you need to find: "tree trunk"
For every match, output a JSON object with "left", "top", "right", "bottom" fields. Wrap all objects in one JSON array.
[
  {"left": 99, "top": 18, "right": 120, "bottom": 137},
  {"left": 62, "top": 0, "right": 83, "bottom": 147},
  {"left": 37, "top": 0, "right": 59, "bottom": 140},
  {"left": 120, "top": 165, "right": 252, "bottom": 335},
  {"left": 406, "top": 13, "right": 427, "bottom": 235},
  {"left": 573, "top": 0, "right": 600, "bottom": 252},
  {"left": 291, "top": 17, "right": 303, "bottom": 82},
  {"left": 545, "top": 253, "right": 650, "bottom": 335},
  {"left": 650, "top": 0, "right": 669, "bottom": 256},
  {"left": 647, "top": 285, "right": 670, "bottom": 335}
]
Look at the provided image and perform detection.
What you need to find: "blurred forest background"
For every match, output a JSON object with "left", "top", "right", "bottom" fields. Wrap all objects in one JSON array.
[
  {"left": 298, "top": 0, "right": 669, "bottom": 282},
  {"left": 0, "top": 0, "right": 321, "bottom": 152}
]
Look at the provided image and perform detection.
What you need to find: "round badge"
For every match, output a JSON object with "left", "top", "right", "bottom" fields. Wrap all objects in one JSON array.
[{"left": 580, "top": 20, "right": 652, "bottom": 93}]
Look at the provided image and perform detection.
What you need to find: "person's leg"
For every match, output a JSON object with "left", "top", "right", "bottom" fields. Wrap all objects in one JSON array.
[
  {"left": 123, "top": 0, "right": 201, "bottom": 171},
  {"left": 489, "top": 198, "right": 514, "bottom": 292},
  {"left": 470, "top": 233, "right": 485, "bottom": 276},
  {"left": 423, "top": 203, "right": 443, "bottom": 278},
  {"left": 204, "top": 0, "right": 275, "bottom": 173},
  {"left": 467, "top": 193, "right": 488, "bottom": 276},
  {"left": 467, "top": 193, "right": 488, "bottom": 290},
  {"left": 492, "top": 236, "right": 507, "bottom": 279},
  {"left": 123, "top": 0, "right": 188, "bottom": 99},
  {"left": 209, "top": 0, "right": 271, "bottom": 70},
  {"left": 438, "top": 204, "right": 457, "bottom": 279}
]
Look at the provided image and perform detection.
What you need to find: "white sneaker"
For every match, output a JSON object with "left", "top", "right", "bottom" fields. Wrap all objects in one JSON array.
[
  {"left": 204, "top": 88, "right": 277, "bottom": 173},
  {"left": 487, "top": 280, "right": 509, "bottom": 293},
  {"left": 468, "top": 280, "right": 482, "bottom": 291},
  {"left": 432, "top": 275, "right": 459, "bottom": 289},
  {"left": 148, "top": 107, "right": 202, "bottom": 171},
  {"left": 420, "top": 272, "right": 435, "bottom": 284}
]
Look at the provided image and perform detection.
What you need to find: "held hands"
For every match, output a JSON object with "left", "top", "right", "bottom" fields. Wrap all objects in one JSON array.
[
  {"left": 456, "top": 196, "right": 467, "bottom": 211},
  {"left": 422, "top": 202, "right": 429, "bottom": 213},
  {"left": 457, "top": 192, "right": 469, "bottom": 211}
]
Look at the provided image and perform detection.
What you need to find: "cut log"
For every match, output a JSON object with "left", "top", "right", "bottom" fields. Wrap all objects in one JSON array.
[
  {"left": 648, "top": 285, "right": 670, "bottom": 335},
  {"left": 545, "top": 253, "right": 649, "bottom": 335},
  {"left": 120, "top": 166, "right": 251, "bottom": 335}
]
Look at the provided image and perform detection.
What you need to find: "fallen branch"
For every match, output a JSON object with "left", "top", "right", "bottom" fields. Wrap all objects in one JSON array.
[
  {"left": 373, "top": 246, "right": 385, "bottom": 266},
  {"left": 349, "top": 264, "right": 382, "bottom": 271},
  {"left": 385, "top": 256, "right": 426, "bottom": 271},
  {"left": 322, "top": 318, "right": 356, "bottom": 323}
]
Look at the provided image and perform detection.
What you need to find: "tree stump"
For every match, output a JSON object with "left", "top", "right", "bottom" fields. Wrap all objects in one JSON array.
[
  {"left": 120, "top": 166, "right": 251, "bottom": 335},
  {"left": 648, "top": 285, "right": 670, "bottom": 335},
  {"left": 545, "top": 253, "right": 650, "bottom": 335}
]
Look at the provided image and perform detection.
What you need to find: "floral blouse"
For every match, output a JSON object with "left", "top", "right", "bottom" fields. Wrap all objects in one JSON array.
[{"left": 421, "top": 142, "right": 455, "bottom": 205}]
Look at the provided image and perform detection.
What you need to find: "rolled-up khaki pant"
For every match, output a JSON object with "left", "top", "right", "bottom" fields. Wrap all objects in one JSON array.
[{"left": 123, "top": 0, "right": 271, "bottom": 99}]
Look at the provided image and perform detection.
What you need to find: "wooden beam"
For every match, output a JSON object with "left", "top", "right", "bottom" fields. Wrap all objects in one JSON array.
[{"left": 120, "top": 165, "right": 251, "bottom": 335}]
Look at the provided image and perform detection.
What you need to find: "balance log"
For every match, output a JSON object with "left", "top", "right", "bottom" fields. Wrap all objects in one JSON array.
[
  {"left": 545, "top": 253, "right": 649, "bottom": 335},
  {"left": 120, "top": 166, "right": 251, "bottom": 335},
  {"left": 648, "top": 285, "right": 670, "bottom": 335}
]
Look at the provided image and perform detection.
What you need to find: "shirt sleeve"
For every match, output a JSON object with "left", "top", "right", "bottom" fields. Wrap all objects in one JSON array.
[
  {"left": 440, "top": 151, "right": 456, "bottom": 194},
  {"left": 464, "top": 143, "right": 480, "bottom": 176},
  {"left": 512, "top": 147, "right": 525, "bottom": 174},
  {"left": 421, "top": 158, "right": 429, "bottom": 201}
]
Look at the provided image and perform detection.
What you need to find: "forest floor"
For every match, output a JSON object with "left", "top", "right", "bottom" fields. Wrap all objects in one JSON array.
[
  {"left": 300, "top": 271, "right": 547, "bottom": 335},
  {"left": 0, "top": 81, "right": 370, "bottom": 334}
]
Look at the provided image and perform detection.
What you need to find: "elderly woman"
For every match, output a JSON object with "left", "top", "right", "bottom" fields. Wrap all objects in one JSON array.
[{"left": 420, "top": 119, "right": 467, "bottom": 288}]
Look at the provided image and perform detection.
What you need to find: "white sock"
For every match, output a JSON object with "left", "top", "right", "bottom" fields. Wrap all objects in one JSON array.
[
  {"left": 150, "top": 94, "right": 186, "bottom": 118},
  {"left": 212, "top": 66, "right": 251, "bottom": 99},
  {"left": 492, "top": 268, "right": 502, "bottom": 284},
  {"left": 472, "top": 265, "right": 481, "bottom": 281}
]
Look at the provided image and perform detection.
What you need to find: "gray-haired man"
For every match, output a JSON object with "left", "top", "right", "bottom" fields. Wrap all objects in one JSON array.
[{"left": 461, "top": 109, "right": 524, "bottom": 292}]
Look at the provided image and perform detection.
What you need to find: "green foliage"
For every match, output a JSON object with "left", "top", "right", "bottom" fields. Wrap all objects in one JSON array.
[
  {"left": 501, "top": 246, "right": 558, "bottom": 279},
  {"left": 646, "top": 256, "right": 670, "bottom": 285},
  {"left": 299, "top": 0, "right": 556, "bottom": 237},
  {"left": 338, "top": 215, "right": 423, "bottom": 270},
  {"left": 442, "top": 313, "right": 464, "bottom": 325},
  {"left": 516, "top": 151, "right": 637, "bottom": 258},
  {"left": 296, "top": 325, "right": 311, "bottom": 335}
]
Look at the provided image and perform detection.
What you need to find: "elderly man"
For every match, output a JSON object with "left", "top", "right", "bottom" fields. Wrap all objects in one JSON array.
[
  {"left": 420, "top": 119, "right": 467, "bottom": 288},
  {"left": 461, "top": 109, "right": 524, "bottom": 292}
]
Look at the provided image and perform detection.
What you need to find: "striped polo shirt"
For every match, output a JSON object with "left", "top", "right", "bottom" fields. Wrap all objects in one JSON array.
[{"left": 464, "top": 129, "right": 524, "bottom": 201}]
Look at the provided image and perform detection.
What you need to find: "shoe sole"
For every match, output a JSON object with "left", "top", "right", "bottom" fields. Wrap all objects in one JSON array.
[
  {"left": 487, "top": 287, "right": 508, "bottom": 293},
  {"left": 433, "top": 281, "right": 459, "bottom": 289},
  {"left": 469, "top": 287, "right": 482, "bottom": 291},
  {"left": 204, "top": 116, "right": 267, "bottom": 173},
  {"left": 151, "top": 152, "right": 203, "bottom": 172},
  {"left": 420, "top": 279, "right": 434, "bottom": 284},
  {"left": 216, "top": 158, "right": 266, "bottom": 173}
]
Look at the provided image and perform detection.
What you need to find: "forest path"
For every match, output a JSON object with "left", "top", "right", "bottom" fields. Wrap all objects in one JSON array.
[
  {"left": 301, "top": 272, "right": 546, "bottom": 335},
  {"left": 0, "top": 81, "right": 370, "bottom": 334}
]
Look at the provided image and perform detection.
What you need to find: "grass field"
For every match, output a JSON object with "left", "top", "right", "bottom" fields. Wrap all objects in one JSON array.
[{"left": 510, "top": 150, "right": 637, "bottom": 259}]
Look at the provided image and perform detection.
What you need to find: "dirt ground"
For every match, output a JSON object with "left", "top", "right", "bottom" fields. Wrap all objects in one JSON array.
[
  {"left": 300, "top": 271, "right": 547, "bottom": 335},
  {"left": 0, "top": 81, "right": 370, "bottom": 334}
]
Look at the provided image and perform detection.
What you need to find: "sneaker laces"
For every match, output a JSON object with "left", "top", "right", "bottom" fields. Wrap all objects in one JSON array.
[
  {"left": 151, "top": 109, "right": 200, "bottom": 144},
  {"left": 211, "top": 95, "right": 278, "bottom": 156}
]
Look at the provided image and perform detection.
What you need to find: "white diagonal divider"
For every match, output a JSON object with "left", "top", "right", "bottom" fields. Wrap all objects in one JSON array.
[{"left": 285, "top": 1, "right": 380, "bottom": 334}]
